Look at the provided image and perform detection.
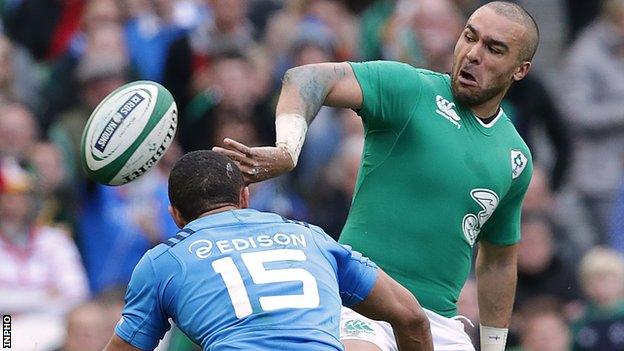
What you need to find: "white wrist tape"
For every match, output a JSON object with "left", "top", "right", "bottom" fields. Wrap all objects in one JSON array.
[
  {"left": 275, "top": 113, "right": 308, "bottom": 167},
  {"left": 480, "top": 325, "right": 508, "bottom": 351}
]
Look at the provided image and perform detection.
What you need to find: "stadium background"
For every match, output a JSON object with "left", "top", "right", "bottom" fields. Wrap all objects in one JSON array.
[{"left": 0, "top": 0, "right": 621, "bottom": 350}]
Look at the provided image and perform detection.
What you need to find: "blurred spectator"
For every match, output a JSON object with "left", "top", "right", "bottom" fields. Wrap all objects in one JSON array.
[
  {"left": 95, "top": 287, "right": 126, "bottom": 342},
  {"left": 513, "top": 297, "right": 571, "bottom": 351},
  {"left": 522, "top": 166, "right": 554, "bottom": 214},
  {"left": 383, "top": 0, "right": 463, "bottom": 72},
  {"left": 48, "top": 29, "right": 128, "bottom": 184},
  {"left": 572, "top": 247, "right": 624, "bottom": 350},
  {"left": 263, "top": 0, "right": 305, "bottom": 61},
  {"left": 55, "top": 301, "right": 110, "bottom": 351},
  {"left": 413, "top": 0, "right": 463, "bottom": 72},
  {"left": 78, "top": 143, "right": 180, "bottom": 294},
  {"left": 248, "top": 175, "right": 310, "bottom": 221},
  {"left": 124, "top": 0, "right": 187, "bottom": 82},
  {"left": 306, "top": 0, "right": 359, "bottom": 60},
  {"left": 0, "top": 35, "right": 42, "bottom": 113},
  {"left": 42, "top": 1, "right": 124, "bottom": 128},
  {"left": 610, "top": 178, "right": 624, "bottom": 253},
  {"left": 122, "top": 0, "right": 151, "bottom": 22},
  {"left": 80, "top": 0, "right": 122, "bottom": 34},
  {"left": 178, "top": 52, "right": 273, "bottom": 151},
  {"left": 560, "top": 0, "right": 624, "bottom": 243},
  {"left": 211, "top": 114, "right": 262, "bottom": 149},
  {"left": 0, "top": 160, "right": 88, "bottom": 347},
  {"left": 504, "top": 74, "right": 572, "bottom": 193},
  {"left": 357, "top": 0, "right": 464, "bottom": 73},
  {"left": 4, "top": 0, "right": 85, "bottom": 61},
  {"left": 265, "top": 0, "right": 356, "bottom": 63},
  {"left": 53, "top": 288, "right": 125, "bottom": 351},
  {"left": 358, "top": 0, "right": 395, "bottom": 61},
  {"left": 0, "top": 102, "right": 39, "bottom": 162},
  {"left": 163, "top": 0, "right": 255, "bottom": 113},
  {"left": 522, "top": 165, "right": 582, "bottom": 261},
  {"left": 516, "top": 212, "right": 582, "bottom": 313},
  {"left": 565, "top": 0, "right": 601, "bottom": 43},
  {"left": 307, "top": 136, "right": 363, "bottom": 239},
  {"left": 28, "top": 142, "right": 75, "bottom": 228},
  {"left": 247, "top": 0, "right": 283, "bottom": 41}
]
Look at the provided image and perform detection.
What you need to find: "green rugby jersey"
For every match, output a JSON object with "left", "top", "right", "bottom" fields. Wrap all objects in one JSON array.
[{"left": 339, "top": 61, "right": 533, "bottom": 317}]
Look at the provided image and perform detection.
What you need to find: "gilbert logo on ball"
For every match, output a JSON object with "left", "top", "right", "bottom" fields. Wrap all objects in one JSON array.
[{"left": 81, "top": 80, "right": 177, "bottom": 185}]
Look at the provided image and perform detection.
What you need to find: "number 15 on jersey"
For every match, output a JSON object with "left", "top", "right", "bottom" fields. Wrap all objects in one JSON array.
[{"left": 212, "top": 249, "right": 320, "bottom": 318}]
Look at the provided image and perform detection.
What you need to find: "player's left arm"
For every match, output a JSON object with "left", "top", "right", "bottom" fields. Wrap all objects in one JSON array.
[
  {"left": 103, "top": 334, "right": 143, "bottom": 351},
  {"left": 476, "top": 149, "right": 532, "bottom": 351},
  {"left": 106, "top": 253, "right": 171, "bottom": 351},
  {"left": 475, "top": 240, "right": 517, "bottom": 351}
]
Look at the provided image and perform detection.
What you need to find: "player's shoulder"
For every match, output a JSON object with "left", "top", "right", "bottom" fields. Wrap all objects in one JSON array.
[
  {"left": 351, "top": 60, "right": 445, "bottom": 80},
  {"left": 276, "top": 216, "right": 329, "bottom": 244},
  {"left": 276, "top": 216, "right": 342, "bottom": 252},
  {"left": 143, "top": 240, "right": 184, "bottom": 270},
  {"left": 133, "top": 243, "right": 186, "bottom": 285},
  {"left": 147, "top": 242, "right": 172, "bottom": 259},
  {"left": 412, "top": 68, "right": 452, "bottom": 94},
  {"left": 499, "top": 111, "right": 533, "bottom": 157},
  {"left": 412, "top": 67, "right": 450, "bottom": 81},
  {"left": 495, "top": 112, "right": 533, "bottom": 187},
  {"left": 371, "top": 63, "right": 451, "bottom": 96}
]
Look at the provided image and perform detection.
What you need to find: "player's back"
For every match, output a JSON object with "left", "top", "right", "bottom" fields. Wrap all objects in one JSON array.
[{"left": 142, "top": 209, "right": 372, "bottom": 350}]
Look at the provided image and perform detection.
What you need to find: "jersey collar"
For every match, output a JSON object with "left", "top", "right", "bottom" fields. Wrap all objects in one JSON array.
[
  {"left": 184, "top": 208, "right": 262, "bottom": 231},
  {"left": 473, "top": 108, "right": 504, "bottom": 129}
]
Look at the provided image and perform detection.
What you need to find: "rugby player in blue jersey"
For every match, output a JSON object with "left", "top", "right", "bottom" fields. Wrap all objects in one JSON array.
[{"left": 104, "top": 150, "right": 432, "bottom": 351}]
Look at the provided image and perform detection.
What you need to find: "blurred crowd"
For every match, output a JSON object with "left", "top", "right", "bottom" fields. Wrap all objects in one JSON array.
[{"left": 0, "top": 0, "right": 624, "bottom": 350}]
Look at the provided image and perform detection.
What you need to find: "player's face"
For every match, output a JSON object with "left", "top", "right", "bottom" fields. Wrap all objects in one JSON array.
[{"left": 451, "top": 7, "right": 530, "bottom": 107}]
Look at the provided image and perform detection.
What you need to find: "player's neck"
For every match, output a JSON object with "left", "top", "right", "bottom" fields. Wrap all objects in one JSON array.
[
  {"left": 469, "top": 89, "right": 507, "bottom": 119},
  {"left": 197, "top": 205, "right": 240, "bottom": 219},
  {"left": 470, "top": 99, "right": 502, "bottom": 120}
]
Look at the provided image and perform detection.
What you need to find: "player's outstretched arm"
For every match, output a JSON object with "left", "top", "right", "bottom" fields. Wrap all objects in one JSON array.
[
  {"left": 353, "top": 269, "right": 433, "bottom": 351},
  {"left": 213, "top": 62, "right": 362, "bottom": 184},
  {"left": 475, "top": 241, "right": 518, "bottom": 351},
  {"left": 103, "top": 334, "right": 143, "bottom": 351}
]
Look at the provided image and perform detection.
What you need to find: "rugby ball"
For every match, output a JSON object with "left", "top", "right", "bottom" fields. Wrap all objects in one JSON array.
[{"left": 80, "top": 80, "right": 177, "bottom": 186}]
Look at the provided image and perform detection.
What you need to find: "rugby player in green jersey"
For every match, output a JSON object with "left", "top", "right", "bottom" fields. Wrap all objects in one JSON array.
[{"left": 214, "top": 1, "right": 538, "bottom": 350}]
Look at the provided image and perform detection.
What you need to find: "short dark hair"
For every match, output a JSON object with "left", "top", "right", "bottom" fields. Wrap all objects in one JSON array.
[
  {"left": 483, "top": 1, "right": 540, "bottom": 61},
  {"left": 168, "top": 150, "right": 245, "bottom": 221}
]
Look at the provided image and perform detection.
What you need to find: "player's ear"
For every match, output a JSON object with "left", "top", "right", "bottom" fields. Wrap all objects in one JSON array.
[
  {"left": 239, "top": 186, "right": 250, "bottom": 209},
  {"left": 512, "top": 61, "right": 531, "bottom": 82},
  {"left": 168, "top": 205, "right": 186, "bottom": 228}
]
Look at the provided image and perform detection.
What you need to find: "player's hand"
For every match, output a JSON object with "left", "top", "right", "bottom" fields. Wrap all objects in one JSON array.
[{"left": 213, "top": 138, "right": 295, "bottom": 184}]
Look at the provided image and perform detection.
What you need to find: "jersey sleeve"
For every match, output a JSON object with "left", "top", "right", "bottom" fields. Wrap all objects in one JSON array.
[
  {"left": 309, "top": 226, "right": 379, "bottom": 307},
  {"left": 479, "top": 153, "right": 533, "bottom": 245},
  {"left": 349, "top": 61, "right": 423, "bottom": 131},
  {"left": 115, "top": 253, "right": 171, "bottom": 350}
]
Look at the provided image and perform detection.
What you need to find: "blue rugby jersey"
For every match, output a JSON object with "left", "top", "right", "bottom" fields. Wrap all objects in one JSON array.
[{"left": 115, "top": 209, "right": 378, "bottom": 350}]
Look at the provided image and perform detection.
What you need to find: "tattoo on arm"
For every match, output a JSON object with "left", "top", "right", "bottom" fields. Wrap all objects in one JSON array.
[{"left": 282, "top": 64, "right": 347, "bottom": 122}]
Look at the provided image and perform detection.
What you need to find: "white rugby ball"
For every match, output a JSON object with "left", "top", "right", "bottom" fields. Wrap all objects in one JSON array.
[{"left": 80, "top": 80, "right": 177, "bottom": 185}]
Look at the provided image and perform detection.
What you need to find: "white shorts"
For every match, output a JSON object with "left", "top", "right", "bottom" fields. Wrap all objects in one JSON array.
[{"left": 340, "top": 307, "right": 476, "bottom": 351}]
